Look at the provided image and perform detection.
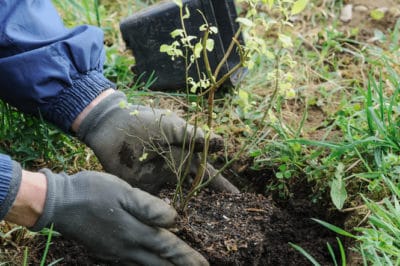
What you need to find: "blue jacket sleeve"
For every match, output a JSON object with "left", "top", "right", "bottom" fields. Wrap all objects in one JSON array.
[
  {"left": 0, "top": 0, "right": 115, "bottom": 132},
  {"left": 0, "top": 154, "right": 22, "bottom": 220}
]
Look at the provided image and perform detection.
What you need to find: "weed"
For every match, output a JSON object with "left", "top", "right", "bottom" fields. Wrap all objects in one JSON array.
[
  {"left": 290, "top": 237, "right": 347, "bottom": 266},
  {"left": 294, "top": 175, "right": 400, "bottom": 265},
  {"left": 0, "top": 102, "right": 92, "bottom": 171}
]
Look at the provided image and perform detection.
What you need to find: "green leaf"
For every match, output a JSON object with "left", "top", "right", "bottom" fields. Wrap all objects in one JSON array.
[
  {"left": 330, "top": 163, "right": 347, "bottom": 210},
  {"left": 199, "top": 24, "right": 208, "bottom": 32},
  {"left": 172, "top": 0, "right": 182, "bottom": 8},
  {"left": 326, "top": 243, "right": 338, "bottom": 266},
  {"left": 334, "top": 162, "right": 345, "bottom": 179},
  {"left": 336, "top": 237, "right": 346, "bottom": 266},
  {"left": 278, "top": 34, "right": 293, "bottom": 48},
  {"left": 263, "top": 0, "right": 274, "bottom": 9},
  {"left": 331, "top": 179, "right": 347, "bottom": 210},
  {"left": 209, "top": 26, "right": 218, "bottom": 34},
  {"left": 170, "top": 29, "right": 184, "bottom": 38},
  {"left": 237, "top": 89, "right": 251, "bottom": 112},
  {"left": 202, "top": 124, "right": 210, "bottom": 133},
  {"left": 370, "top": 9, "right": 385, "bottom": 20},
  {"left": 160, "top": 44, "right": 171, "bottom": 53},
  {"left": 194, "top": 42, "right": 203, "bottom": 59},
  {"left": 236, "top": 17, "right": 253, "bottom": 27},
  {"left": 289, "top": 243, "right": 321, "bottom": 266},
  {"left": 291, "top": 0, "right": 309, "bottom": 15},
  {"left": 311, "top": 219, "right": 356, "bottom": 238},
  {"left": 139, "top": 152, "right": 148, "bottom": 162},
  {"left": 182, "top": 5, "right": 190, "bottom": 19},
  {"left": 206, "top": 39, "right": 214, "bottom": 52}
]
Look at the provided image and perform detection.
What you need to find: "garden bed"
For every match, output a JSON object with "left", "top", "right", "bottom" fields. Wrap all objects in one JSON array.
[{"left": 25, "top": 178, "right": 344, "bottom": 266}]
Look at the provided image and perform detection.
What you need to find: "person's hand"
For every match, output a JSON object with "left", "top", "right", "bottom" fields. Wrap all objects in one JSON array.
[
  {"left": 29, "top": 169, "right": 208, "bottom": 265},
  {"left": 77, "top": 91, "right": 239, "bottom": 194}
]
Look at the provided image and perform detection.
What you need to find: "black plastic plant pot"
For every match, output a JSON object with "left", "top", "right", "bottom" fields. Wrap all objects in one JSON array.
[{"left": 120, "top": 0, "right": 246, "bottom": 91}]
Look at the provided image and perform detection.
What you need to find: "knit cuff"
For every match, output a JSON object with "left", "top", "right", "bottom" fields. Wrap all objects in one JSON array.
[
  {"left": 29, "top": 168, "right": 57, "bottom": 232},
  {"left": 45, "top": 70, "right": 115, "bottom": 132},
  {"left": 0, "top": 156, "right": 22, "bottom": 220},
  {"left": 76, "top": 91, "right": 126, "bottom": 141}
]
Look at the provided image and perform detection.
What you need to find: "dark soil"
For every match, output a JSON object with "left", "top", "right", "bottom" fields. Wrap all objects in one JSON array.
[
  {"left": 27, "top": 237, "right": 102, "bottom": 266},
  {"left": 171, "top": 188, "right": 343, "bottom": 266},
  {"left": 171, "top": 191, "right": 273, "bottom": 266},
  {"left": 24, "top": 176, "right": 345, "bottom": 266}
]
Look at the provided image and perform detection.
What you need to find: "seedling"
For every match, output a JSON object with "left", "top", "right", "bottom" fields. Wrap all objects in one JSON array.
[{"left": 152, "top": 0, "right": 310, "bottom": 210}]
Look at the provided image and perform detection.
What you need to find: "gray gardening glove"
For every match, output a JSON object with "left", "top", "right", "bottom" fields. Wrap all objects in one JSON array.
[
  {"left": 77, "top": 91, "right": 239, "bottom": 194},
  {"left": 30, "top": 169, "right": 208, "bottom": 266}
]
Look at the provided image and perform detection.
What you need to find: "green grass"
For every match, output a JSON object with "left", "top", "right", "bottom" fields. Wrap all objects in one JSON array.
[
  {"left": 294, "top": 177, "right": 400, "bottom": 265},
  {"left": 290, "top": 237, "right": 347, "bottom": 266},
  {"left": 233, "top": 1, "right": 400, "bottom": 263},
  {"left": 0, "top": 103, "right": 91, "bottom": 171}
]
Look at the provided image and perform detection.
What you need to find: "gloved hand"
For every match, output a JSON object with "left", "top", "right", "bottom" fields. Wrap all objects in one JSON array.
[
  {"left": 77, "top": 91, "right": 239, "bottom": 194},
  {"left": 31, "top": 169, "right": 208, "bottom": 266}
]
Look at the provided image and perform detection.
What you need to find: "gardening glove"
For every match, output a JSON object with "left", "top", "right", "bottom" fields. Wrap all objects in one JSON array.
[
  {"left": 77, "top": 91, "right": 239, "bottom": 194},
  {"left": 30, "top": 169, "right": 209, "bottom": 266}
]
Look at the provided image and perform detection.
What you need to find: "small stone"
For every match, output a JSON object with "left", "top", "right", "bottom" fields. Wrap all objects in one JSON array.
[
  {"left": 377, "top": 7, "right": 389, "bottom": 13},
  {"left": 340, "top": 4, "right": 353, "bottom": 23},
  {"left": 222, "top": 215, "right": 231, "bottom": 221},
  {"left": 354, "top": 5, "right": 368, "bottom": 13}
]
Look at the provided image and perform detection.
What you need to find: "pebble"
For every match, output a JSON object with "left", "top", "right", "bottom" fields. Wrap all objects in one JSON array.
[
  {"left": 354, "top": 5, "right": 369, "bottom": 13},
  {"left": 340, "top": 4, "right": 353, "bottom": 22}
]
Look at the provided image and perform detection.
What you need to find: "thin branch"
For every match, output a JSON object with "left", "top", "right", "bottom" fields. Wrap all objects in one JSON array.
[{"left": 214, "top": 26, "right": 243, "bottom": 79}]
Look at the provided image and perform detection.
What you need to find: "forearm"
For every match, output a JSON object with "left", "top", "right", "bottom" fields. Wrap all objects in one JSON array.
[{"left": 4, "top": 170, "right": 46, "bottom": 228}]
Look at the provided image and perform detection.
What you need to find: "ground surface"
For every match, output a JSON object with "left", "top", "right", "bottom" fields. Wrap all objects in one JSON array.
[
  {"left": 172, "top": 187, "right": 345, "bottom": 266},
  {"left": 23, "top": 185, "right": 343, "bottom": 266}
]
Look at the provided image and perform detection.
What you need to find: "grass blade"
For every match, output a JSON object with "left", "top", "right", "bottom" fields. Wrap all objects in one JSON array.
[
  {"left": 326, "top": 242, "right": 338, "bottom": 266},
  {"left": 289, "top": 243, "right": 322, "bottom": 266},
  {"left": 48, "top": 258, "right": 64, "bottom": 266},
  {"left": 23, "top": 247, "right": 29, "bottom": 266},
  {"left": 336, "top": 237, "right": 346, "bottom": 266},
  {"left": 40, "top": 224, "right": 55, "bottom": 266},
  {"left": 311, "top": 218, "right": 356, "bottom": 238}
]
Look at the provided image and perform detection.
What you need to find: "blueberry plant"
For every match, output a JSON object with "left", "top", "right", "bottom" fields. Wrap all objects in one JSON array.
[{"left": 160, "top": 0, "right": 309, "bottom": 209}]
